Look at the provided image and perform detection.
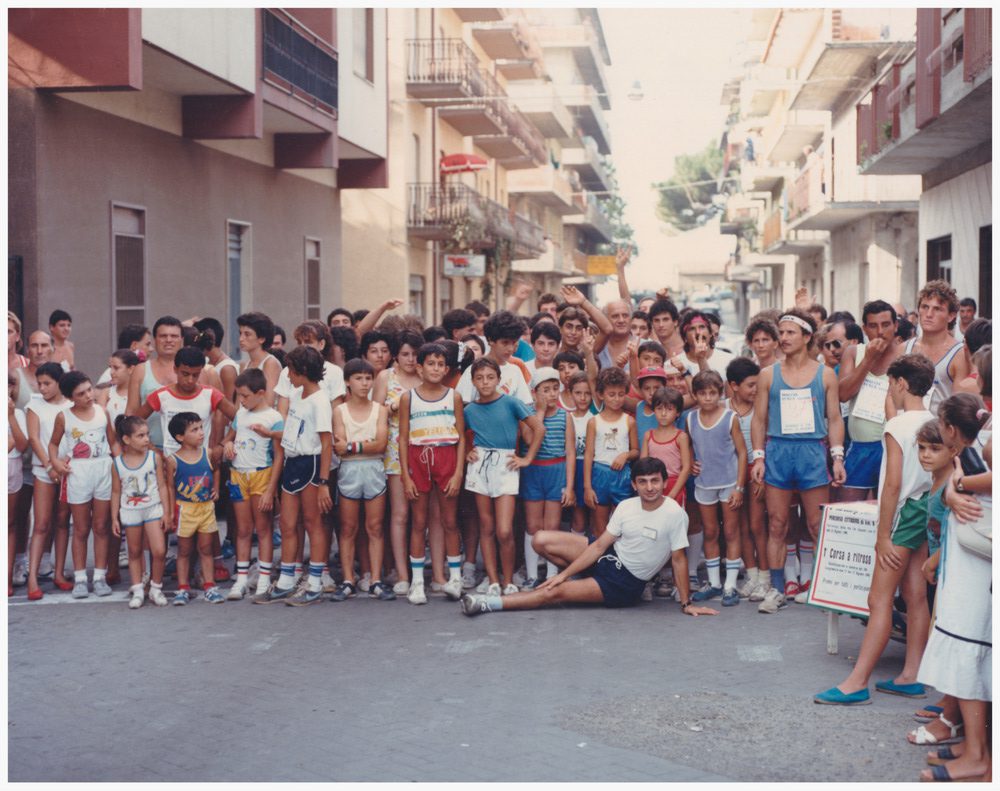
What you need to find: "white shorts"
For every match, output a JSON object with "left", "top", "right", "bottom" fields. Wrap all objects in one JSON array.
[
  {"left": 8, "top": 460, "right": 23, "bottom": 494},
  {"left": 32, "top": 464, "right": 54, "bottom": 486},
  {"left": 694, "top": 483, "right": 737, "bottom": 506},
  {"left": 64, "top": 457, "right": 113, "bottom": 504},
  {"left": 120, "top": 502, "right": 164, "bottom": 527},
  {"left": 337, "top": 458, "right": 387, "bottom": 501},
  {"left": 465, "top": 448, "right": 520, "bottom": 499}
]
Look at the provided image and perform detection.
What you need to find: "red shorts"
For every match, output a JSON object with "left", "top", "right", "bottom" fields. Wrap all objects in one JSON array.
[
  {"left": 665, "top": 475, "right": 686, "bottom": 507},
  {"left": 407, "top": 443, "right": 459, "bottom": 494}
]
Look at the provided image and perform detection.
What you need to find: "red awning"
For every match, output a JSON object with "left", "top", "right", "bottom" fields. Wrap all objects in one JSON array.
[{"left": 439, "top": 153, "right": 488, "bottom": 174}]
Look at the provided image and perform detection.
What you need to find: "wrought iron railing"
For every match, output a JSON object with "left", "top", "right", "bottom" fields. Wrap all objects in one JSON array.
[
  {"left": 406, "top": 38, "right": 486, "bottom": 96},
  {"left": 263, "top": 10, "right": 338, "bottom": 114}
]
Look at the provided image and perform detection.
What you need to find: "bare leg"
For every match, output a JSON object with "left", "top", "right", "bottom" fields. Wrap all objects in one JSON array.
[
  {"left": 364, "top": 493, "right": 387, "bottom": 582},
  {"left": 92, "top": 499, "right": 111, "bottom": 571},
  {"left": 592, "top": 504, "right": 611, "bottom": 537},
  {"left": 70, "top": 502, "right": 93, "bottom": 573},
  {"left": 896, "top": 543, "right": 930, "bottom": 684},
  {"left": 27, "top": 480, "right": 56, "bottom": 593},
  {"left": 920, "top": 699, "right": 990, "bottom": 781},
  {"left": 387, "top": 476, "right": 410, "bottom": 582},
  {"left": 475, "top": 495, "right": 500, "bottom": 584},
  {"left": 437, "top": 488, "right": 461, "bottom": 558},
  {"left": 53, "top": 501, "right": 71, "bottom": 582},
  {"left": 176, "top": 535, "right": 195, "bottom": 588},
  {"left": 338, "top": 497, "right": 360, "bottom": 585},
  {"left": 301, "top": 484, "right": 328, "bottom": 570},
  {"left": 764, "top": 485, "right": 793, "bottom": 571},
  {"left": 749, "top": 494, "right": 769, "bottom": 571},
  {"left": 198, "top": 533, "right": 216, "bottom": 588},
  {"left": 142, "top": 521, "right": 166, "bottom": 584},
  {"left": 278, "top": 491, "right": 301, "bottom": 569},
  {"left": 532, "top": 530, "right": 590, "bottom": 568},
  {"left": 495, "top": 577, "right": 605, "bottom": 610},
  {"left": 428, "top": 491, "right": 445, "bottom": 584}
]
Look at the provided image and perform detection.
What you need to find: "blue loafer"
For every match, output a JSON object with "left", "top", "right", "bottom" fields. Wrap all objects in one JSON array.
[
  {"left": 814, "top": 686, "right": 871, "bottom": 706},
  {"left": 875, "top": 679, "right": 926, "bottom": 698}
]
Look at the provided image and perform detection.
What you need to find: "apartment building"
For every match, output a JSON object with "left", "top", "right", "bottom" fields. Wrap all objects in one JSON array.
[
  {"left": 856, "top": 8, "right": 991, "bottom": 315},
  {"left": 719, "top": 8, "right": 923, "bottom": 318},
  {"left": 9, "top": 8, "right": 387, "bottom": 376}
]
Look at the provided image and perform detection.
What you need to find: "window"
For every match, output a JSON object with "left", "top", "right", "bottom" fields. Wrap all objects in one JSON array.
[
  {"left": 112, "top": 204, "right": 146, "bottom": 347},
  {"left": 227, "top": 222, "right": 251, "bottom": 355},
  {"left": 979, "top": 225, "right": 991, "bottom": 317},
  {"left": 927, "top": 235, "right": 952, "bottom": 283},
  {"left": 305, "top": 238, "right": 321, "bottom": 320},
  {"left": 439, "top": 276, "right": 452, "bottom": 314},
  {"left": 353, "top": 8, "right": 374, "bottom": 82},
  {"left": 408, "top": 274, "right": 425, "bottom": 319}
]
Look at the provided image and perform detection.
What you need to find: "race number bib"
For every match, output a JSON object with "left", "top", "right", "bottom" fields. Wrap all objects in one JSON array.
[
  {"left": 851, "top": 376, "right": 889, "bottom": 424},
  {"left": 779, "top": 388, "right": 816, "bottom": 435}
]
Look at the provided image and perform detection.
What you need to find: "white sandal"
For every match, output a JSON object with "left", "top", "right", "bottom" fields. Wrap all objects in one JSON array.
[{"left": 907, "top": 715, "right": 964, "bottom": 745}]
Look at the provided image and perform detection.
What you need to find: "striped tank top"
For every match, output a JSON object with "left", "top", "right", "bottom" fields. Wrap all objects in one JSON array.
[
  {"left": 408, "top": 387, "right": 459, "bottom": 446},
  {"left": 537, "top": 407, "right": 567, "bottom": 460}
]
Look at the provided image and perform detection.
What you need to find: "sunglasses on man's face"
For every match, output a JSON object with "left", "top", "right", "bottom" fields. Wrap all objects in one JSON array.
[{"left": 823, "top": 339, "right": 843, "bottom": 351}]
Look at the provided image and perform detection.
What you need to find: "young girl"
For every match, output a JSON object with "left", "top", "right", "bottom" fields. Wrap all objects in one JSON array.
[
  {"left": 916, "top": 419, "right": 958, "bottom": 599},
  {"left": 566, "top": 372, "right": 595, "bottom": 537},
  {"left": 111, "top": 416, "right": 171, "bottom": 608},
  {"left": 25, "top": 362, "right": 71, "bottom": 599},
  {"left": 372, "top": 330, "right": 423, "bottom": 595},
  {"left": 259, "top": 346, "right": 334, "bottom": 605},
  {"left": 98, "top": 349, "right": 139, "bottom": 423},
  {"left": 48, "top": 371, "right": 118, "bottom": 599},
  {"left": 640, "top": 386, "right": 691, "bottom": 505},
  {"left": 8, "top": 376, "right": 29, "bottom": 596},
  {"left": 465, "top": 357, "right": 543, "bottom": 595},
  {"left": 687, "top": 370, "right": 746, "bottom": 607},
  {"left": 332, "top": 359, "right": 392, "bottom": 601},
  {"left": 584, "top": 367, "right": 638, "bottom": 537}
]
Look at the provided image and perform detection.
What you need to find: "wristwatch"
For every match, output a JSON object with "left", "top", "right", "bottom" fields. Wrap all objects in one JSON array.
[
  {"left": 680, "top": 600, "right": 691, "bottom": 611},
  {"left": 956, "top": 476, "right": 965, "bottom": 493},
  {"left": 317, "top": 478, "right": 329, "bottom": 485}
]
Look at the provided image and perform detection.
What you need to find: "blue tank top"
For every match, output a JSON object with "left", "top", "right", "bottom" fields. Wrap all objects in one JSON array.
[
  {"left": 141, "top": 361, "right": 167, "bottom": 449},
  {"left": 635, "top": 403, "right": 659, "bottom": 454},
  {"left": 537, "top": 407, "right": 567, "bottom": 460},
  {"left": 173, "top": 447, "right": 214, "bottom": 503},
  {"left": 687, "top": 408, "right": 738, "bottom": 489},
  {"left": 767, "top": 362, "right": 827, "bottom": 440}
]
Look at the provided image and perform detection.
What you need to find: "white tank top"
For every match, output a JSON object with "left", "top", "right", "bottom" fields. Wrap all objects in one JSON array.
[
  {"left": 337, "top": 402, "right": 381, "bottom": 461},
  {"left": 114, "top": 450, "right": 161, "bottom": 510},
  {"left": 592, "top": 412, "right": 630, "bottom": 466},
  {"left": 571, "top": 411, "right": 593, "bottom": 460},
  {"left": 904, "top": 337, "right": 964, "bottom": 415},
  {"left": 25, "top": 395, "right": 69, "bottom": 467},
  {"left": 107, "top": 388, "right": 128, "bottom": 424},
  {"left": 63, "top": 407, "right": 111, "bottom": 461}
]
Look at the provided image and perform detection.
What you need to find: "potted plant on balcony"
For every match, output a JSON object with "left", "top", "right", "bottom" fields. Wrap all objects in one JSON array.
[
  {"left": 481, "top": 237, "right": 513, "bottom": 308},
  {"left": 443, "top": 204, "right": 487, "bottom": 253}
]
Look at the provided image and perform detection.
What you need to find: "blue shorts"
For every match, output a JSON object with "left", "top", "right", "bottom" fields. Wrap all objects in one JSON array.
[
  {"left": 574, "top": 458, "right": 586, "bottom": 506},
  {"left": 591, "top": 461, "right": 633, "bottom": 507},
  {"left": 586, "top": 539, "right": 645, "bottom": 607},
  {"left": 520, "top": 459, "right": 566, "bottom": 502},
  {"left": 764, "top": 437, "right": 830, "bottom": 491},
  {"left": 843, "top": 440, "right": 882, "bottom": 490},
  {"left": 282, "top": 455, "right": 322, "bottom": 494}
]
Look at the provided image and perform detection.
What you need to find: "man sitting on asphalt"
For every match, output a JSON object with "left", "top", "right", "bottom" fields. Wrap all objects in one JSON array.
[{"left": 460, "top": 457, "right": 718, "bottom": 618}]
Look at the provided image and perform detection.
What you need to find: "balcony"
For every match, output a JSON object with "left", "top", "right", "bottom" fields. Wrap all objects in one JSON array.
[
  {"left": 507, "top": 82, "right": 575, "bottom": 138},
  {"left": 761, "top": 208, "right": 784, "bottom": 251},
  {"left": 512, "top": 239, "right": 568, "bottom": 275},
  {"left": 562, "top": 84, "right": 611, "bottom": 154},
  {"left": 506, "top": 165, "right": 576, "bottom": 214},
  {"left": 858, "top": 9, "right": 991, "bottom": 176},
  {"left": 474, "top": 104, "right": 547, "bottom": 169},
  {"left": 564, "top": 192, "right": 613, "bottom": 243},
  {"left": 405, "top": 38, "right": 488, "bottom": 102},
  {"left": 263, "top": 10, "right": 338, "bottom": 117},
  {"left": 791, "top": 41, "right": 911, "bottom": 112},
  {"left": 454, "top": 8, "right": 504, "bottom": 23},
  {"left": 512, "top": 213, "right": 547, "bottom": 259},
  {"left": 471, "top": 18, "right": 543, "bottom": 81},
  {"left": 740, "top": 159, "right": 791, "bottom": 193},
  {"left": 437, "top": 63, "right": 505, "bottom": 137},
  {"left": 562, "top": 136, "right": 612, "bottom": 192},
  {"left": 759, "top": 106, "right": 826, "bottom": 164},
  {"left": 533, "top": 19, "right": 610, "bottom": 106}
]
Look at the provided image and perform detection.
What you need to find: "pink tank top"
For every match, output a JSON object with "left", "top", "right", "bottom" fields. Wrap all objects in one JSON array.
[{"left": 645, "top": 430, "right": 684, "bottom": 479}]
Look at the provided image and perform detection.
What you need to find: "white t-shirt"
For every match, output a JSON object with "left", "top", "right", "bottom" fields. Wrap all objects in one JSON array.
[
  {"left": 607, "top": 496, "right": 690, "bottom": 581},
  {"left": 232, "top": 406, "right": 284, "bottom": 471},
  {"left": 680, "top": 347, "right": 734, "bottom": 378},
  {"left": 146, "top": 386, "right": 225, "bottom": 458},
  {"left": 878, "top": 408, "right": 934, "bottom": 509},
  {"left": 281, "top": 390, "right": 333, "bottom": 458},
  {"left": 275, "top": 362, "right": 346, "bottom": 406},
  {"left": 25, "top": 395, "right": 69, "bottom": 467},
  {"left": 457, "top": 360, "right": 533, "bottom": 406}
]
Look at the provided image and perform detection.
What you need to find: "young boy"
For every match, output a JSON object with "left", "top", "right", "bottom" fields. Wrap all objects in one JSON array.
[
  {"left": 687, "top": 370, "right": 746, "bottom": 607},
  {"left": 520, "top": 367, "right": 574, "bottom": 589},
  {"left": 165, "top": 413, "right": 224, "bottom": 605},
  {"left": 725, "top": 357, "right": 769, "bottom": 601},
  {"left": 815, "top": 354, "right": 935, "bottom": 705},
  {"left": 400, "top": 343, "right": 467, "bottom": 604},
  {"left": 456, "top": 311, "right": 533, "bottom": 406},
  {"left": 584, "top": 367, "right": 639, "bottom": 536},
  {"left": 48, "top": 309, "right": 75, "bottom": 370},
  {"left": 222, "top": 368, "right": 284, "bottom": 600},
  {"left": 633, "top": 367, "right": 668, "bottom": 454},
  {"left": 522, "top": 322, "right": 562, "bottom": 380},
  {"left": 464, "top": 357, "right": 543, "bottom": 594}
]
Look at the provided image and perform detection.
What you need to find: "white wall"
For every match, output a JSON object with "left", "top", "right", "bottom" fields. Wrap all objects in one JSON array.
[{"left": 336, "top": 9, "right": 388, "bottom": 158}]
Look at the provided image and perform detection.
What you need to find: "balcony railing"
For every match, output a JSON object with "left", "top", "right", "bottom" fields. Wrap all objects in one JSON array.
[
  {"left": 513, "top": 213, "right": 546, "bottom": 259},
  {"left": 263, "top": 10, "right": 338, "bottom": 115},
  {"left": 788, "top": 159, "right": 823, "bottom": 221},
  {"left": 762, "top": 209, "right": 783, "bottom": 251},
  {"left": 964, "top": 8, "right": 991, "bottom": 82},
  {"left": 405, "top": 38, "right": 489, "bottom": 100}
]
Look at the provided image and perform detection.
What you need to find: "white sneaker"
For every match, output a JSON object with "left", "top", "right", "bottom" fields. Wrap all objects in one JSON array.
[
  {"left": 12, "top": 557, "right": 27, "bottom": 587},
  {"left": 246, "top": 561, "right": 260, "bottom": 590},
  {"left": 736, "top": 577, "right": 756, "bottom": 599},
  {"left": 749, "top": 581, "right": 769, "bottom": 602},
  {"left": 118, "top": 545, "right": 130, "bottom": 569},
  {"left": 227, "top": 581, "right": 247, "bottom": 601},
  {"left": 443, "top": 578, "right": 463, "bottom": 601},
  {"left": 148, "top": 587, "right": 169, "bottom": 606},
  {"left": 487, "top": 583, "right": 502, "bottom": 596},
  {"left": 511, "top": 567, "right": 527, "bottom": 587},
  {"left": 641, "top": 581, "right": 654, "bottom": 602},
  {"left": 38, "top": 555, "right": 54, "bottom": 578},
  {"left": 320, "top": 571, "right": 338, "bottom": 593},
  {"left": 128, "top": 587, "right": 144, "bottom": 609},
  {"left": 407, "top": 582, "right": 427, "bottom": 605},
  {"left": 429, "top": 581, "right": 447, "bottom": 596},
  {"left": 461, "top": 562, "right": 477, "bottom": 590},
  {"left": 357, "top": 572, "right": 372, "bottom": 593},
  {"left": 502, "top": 583, "right": 519, "bottom": 595},
  {"left": 758, "top": 587, "right": 787, "bottom": 614},
  {"left": 475, "top": 577, "right": 493, "bottom": 594},
  {"left": 393, "top": 580, "right": 410, "bottom": 596}
]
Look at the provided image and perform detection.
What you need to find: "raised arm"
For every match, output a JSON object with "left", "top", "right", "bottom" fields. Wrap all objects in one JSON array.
[
  {"left": 356, "top": 298, "right": 404, "bottom": 339},
  {"left": 615, "top": 246, "right": 633, "bottom": 305}
]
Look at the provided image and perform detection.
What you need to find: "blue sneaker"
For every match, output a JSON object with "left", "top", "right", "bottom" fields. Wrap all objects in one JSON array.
[
  {"left": 814, "top": 687, "right": 871, "bottom": 706},
  {"left": 369, "top": 581, "right": 397, "bottom": 601},
  {"left": 203, "top": 586, "right": 225, "bottom": 603},
  {"left": 286, "top": 588, "right": 324, "bottom": 606},
  {"left": 221, "top": 541, "right": 235, "bottom": 560},
  {"left": 520, "top": 578, "right": 539, "bottom": 591},
  {"left": 173, "top": 589, "right": 191, "bottom": 606},
  {"left": 692, "top": 585, "right": 723, "bottom": 602},
  {"left": 721, "top": 588, "right": 741, "bottom": 607},
  {"left": 259, "top": 584, "right": 294, "bottom": 603},
  {"left": 329, "top": 581, "right": 357, "bottom": 602}
]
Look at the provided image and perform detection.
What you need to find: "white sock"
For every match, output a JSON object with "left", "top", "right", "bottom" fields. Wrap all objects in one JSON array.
[
  {"left": 706, "top": 556, "right": 721, "bottom": 588},
  {"left": 524, "top": 534, "right": 540, "bottom": 580},
  {"left": 74, "top": 569, "right": 87, "bottom": 583},
  {"left": 546, "top": 560, "right": 558, "bottom": 579},
  {"left": 746, "top": 566, "right": 759, "bottom": 585},
  {"left": 784, "top": 544, "right": 799, "bottom": 583},
  {"left": 93, "top": 568, "right": 107, "bottom": 582},
  {"left": 447, "top": 554, "right": 462, "bottom": 582},
  {"left": 686, "top": 532, "right": 704, "bottom": 582},
  {"left": 725, "top": 559, "right": 740, "bottom": 591},
  {"left": 799, "top": 541, "right": 815, "bottom": 584}
]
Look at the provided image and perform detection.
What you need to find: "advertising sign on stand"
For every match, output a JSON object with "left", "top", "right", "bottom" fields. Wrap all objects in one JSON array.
[{"left": 806, "top": 501, "right": 880, "bottom": 617}]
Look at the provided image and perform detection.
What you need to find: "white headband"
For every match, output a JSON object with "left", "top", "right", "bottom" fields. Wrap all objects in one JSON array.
[{"left": 779, "top": 314, "right": 813, "bottom": 333}]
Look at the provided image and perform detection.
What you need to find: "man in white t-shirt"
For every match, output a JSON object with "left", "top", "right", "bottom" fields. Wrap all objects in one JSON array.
[{"left": 460, "top": 457, "right": 718, "bottom": 616}]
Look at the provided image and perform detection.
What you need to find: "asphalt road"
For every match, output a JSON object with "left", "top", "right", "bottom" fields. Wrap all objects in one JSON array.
[{"left": 8, "top": 581, "right": 937, "bottom": 782}]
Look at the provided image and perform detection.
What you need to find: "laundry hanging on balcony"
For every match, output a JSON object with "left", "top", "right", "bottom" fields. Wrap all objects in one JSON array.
[{"left": 439, "top": 153, "right": 489, "bottom": 175}]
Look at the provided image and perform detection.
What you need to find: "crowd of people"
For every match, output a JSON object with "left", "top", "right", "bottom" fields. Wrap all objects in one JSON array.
[{"left": 7, "top": 255, "right": 992, "bottom": 780}]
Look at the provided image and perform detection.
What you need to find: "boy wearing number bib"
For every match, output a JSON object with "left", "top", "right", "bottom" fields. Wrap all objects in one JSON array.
[{"left": 750, "top": 309, "right": 847, "bottom": 615}]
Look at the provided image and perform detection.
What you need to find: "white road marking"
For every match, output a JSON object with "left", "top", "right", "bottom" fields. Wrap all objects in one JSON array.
[
  {"left": 737, "top": 644, "right": 783, "bottom": 662},
  {"left": 444, "top": 637, "right": 499, "bottom": 655}
]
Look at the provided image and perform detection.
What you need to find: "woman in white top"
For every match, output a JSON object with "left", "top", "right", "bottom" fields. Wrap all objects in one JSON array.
[
  {"left": 194, "top": 318, "right": 239, "bottom": 403},
  {"left": 237, "top": 312, "right": 282, "bottom": 405}
]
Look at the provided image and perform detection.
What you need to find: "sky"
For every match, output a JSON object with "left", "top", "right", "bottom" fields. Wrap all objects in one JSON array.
[{"left": 597, "top": 8, "right": 749, "bottom": 296}]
